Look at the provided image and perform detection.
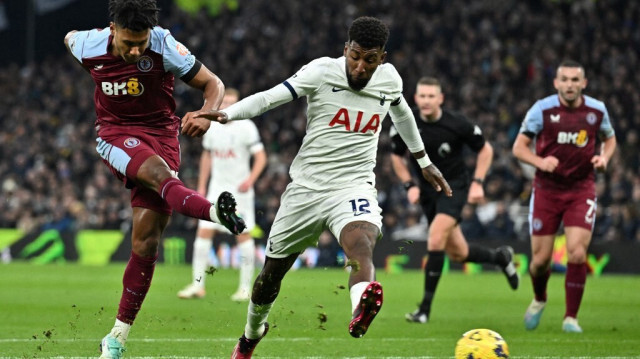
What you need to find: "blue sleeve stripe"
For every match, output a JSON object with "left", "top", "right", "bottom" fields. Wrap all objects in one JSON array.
[
  {"left": 283, "top": 81, "right": 298, "bottom": 100},
  {"left": 583, "top": 95, "right": 608, "bottom": 114}
]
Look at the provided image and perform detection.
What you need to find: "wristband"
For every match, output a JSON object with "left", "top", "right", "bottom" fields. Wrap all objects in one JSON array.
[
  {"left": 472, "top": 178, "right": 484, "bottom": 185},
  {"left": 416, "top": 156, "right": 432, "bottom": 169},
  {"left": 403, "top": 181, "right": 417, "bottom": 191}
]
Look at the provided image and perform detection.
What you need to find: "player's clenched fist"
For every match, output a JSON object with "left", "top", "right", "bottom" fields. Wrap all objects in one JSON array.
[
  {"left": 538, "top": 155, "right": 559, "bottom": 173},
  {"left": 181, "top": 111, "right": 211, "bottom": 137}
]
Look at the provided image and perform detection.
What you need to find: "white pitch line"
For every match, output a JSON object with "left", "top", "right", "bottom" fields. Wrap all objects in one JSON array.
[
  {"left": 1, "top": 337, "right": 443, "bottom": 343},
  {"left": 0, "top": 356, "right": 639, "bottom": 359},
  {"left": 2, "top": 337, "right": 639, "bottom": 344}
]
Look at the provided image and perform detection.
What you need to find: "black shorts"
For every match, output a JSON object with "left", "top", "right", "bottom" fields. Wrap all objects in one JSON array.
[{"left": 419, "top": 178, "right": 469, "bottom": 224}]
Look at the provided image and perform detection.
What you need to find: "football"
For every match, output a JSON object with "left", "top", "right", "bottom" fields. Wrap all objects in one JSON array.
[{"left": 454, "top": 328, "right": 510, "bottom": 359}]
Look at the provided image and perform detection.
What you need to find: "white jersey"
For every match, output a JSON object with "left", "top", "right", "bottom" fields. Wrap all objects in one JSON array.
[
  {"left": 203, "top": 120, "right": 264, "bottom": 197},
  {"left": 224, "top": 56, "right": 423, "bottom": 191}
]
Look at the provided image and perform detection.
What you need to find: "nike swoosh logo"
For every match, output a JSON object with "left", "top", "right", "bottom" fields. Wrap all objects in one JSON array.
[{"left": 332, "top": 87, "right": 345, "bottom": 92}]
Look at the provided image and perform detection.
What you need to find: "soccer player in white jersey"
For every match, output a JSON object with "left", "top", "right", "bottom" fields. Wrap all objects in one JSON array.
[
  {"left": 194, "top": 16, "right": 452, "bottom": 358},
  {"left": 178, "top": 88, "right": 267, "bottom": 301}
]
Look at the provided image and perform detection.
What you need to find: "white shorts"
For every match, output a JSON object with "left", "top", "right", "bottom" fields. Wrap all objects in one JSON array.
[
  {"left": 266, "top": 183, "right": 382, "bottom": 258},
  {"left": 198, "top": 189, "right": 255, "bottom": 234}
]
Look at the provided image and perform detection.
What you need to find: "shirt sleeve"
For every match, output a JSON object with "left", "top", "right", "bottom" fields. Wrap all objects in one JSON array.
[
  {"left": 519, "top": 101, "right": 544, "bottom": 137},
  {"left": 388, "top": 96, "right": 425, "bottom": 153},
  {"left": 162, "top": 31, "right": 197, "bottom": 78},
  {"left": 389, "top": 124, "right": 408, "bottom": 156},
  {"left": 598, "top": 106, "right": 616, "bottom": 139},
  {"left": 281, "top": 58, "right": 329, "bottom": 99},
  {"left": 223, "top": 59, "right": 326, "bottom": 121},
  {"left": 67, "top": 30, "right": 89, "bottom": 63}
]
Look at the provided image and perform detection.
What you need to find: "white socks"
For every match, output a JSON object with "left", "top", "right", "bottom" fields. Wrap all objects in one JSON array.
[
  {"left": 209, "top": 203, "right": 220, "bottom": 223},
  {"left": 350, "top": 282, "right": 370, "bottom": 314},
  {"left": 192, "top": 237, "right": 212, "bottom": 287},
  {"left": 245, "top": 300, "right": 274, "bottom": 339},
  {"left": 237, "top": 239, "right": 255, "bottom": 293},
  {"left": 109, "top": 319, "right": 131, "bottom": 345}
]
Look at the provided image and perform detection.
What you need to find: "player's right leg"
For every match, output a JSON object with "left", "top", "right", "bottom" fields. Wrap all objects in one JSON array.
[
  {"left": 231, "top": 254, "right": 298, "bottom": 358},
  {"left": 562, "top": 226, "right": 591, "bottom": 333},
  {"left": 101, "top": 207, "right": 169, "bottom": 358},
  {"left": 178, "top": 227, "right": 215, "bottom": 299},
  {"left": 525, "top": 186, "right": 563, "bottom": 331},
  {"left": 409, "top": 213, "right": 456, "bottom": 324},
  {"left": 339, "top": 220, "right": 383, "bottom": 337},
  {"left": 524, "top": 234, "right": 554, "bottom": 330}
]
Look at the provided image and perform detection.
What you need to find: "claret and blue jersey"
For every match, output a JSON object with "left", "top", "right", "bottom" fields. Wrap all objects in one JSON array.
[
  {"left": 519, "top": 94, "right": 615, "bottom": 189},
  {"left": 67, "top": 26, "right": 197, "bottom": 136}
]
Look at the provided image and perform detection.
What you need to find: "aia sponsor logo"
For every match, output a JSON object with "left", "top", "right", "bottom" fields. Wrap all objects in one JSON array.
[
  {"left": 213, "top": 149, "right": 237, "bottom": 159},
  {"left": 124, "top": 137, "right": 141, "bottom": 148},
  {"left": 101, "top": 78, "right": 144, "bottom": 96},
  {"left": 329, "top": 108, "right": 380, "bottom": 134},
  {"left": 557, "top": 130, "right": 588, "bottom": 147},
  {"left": 137, "top": 56, "right": 153, "bottom": 72}
]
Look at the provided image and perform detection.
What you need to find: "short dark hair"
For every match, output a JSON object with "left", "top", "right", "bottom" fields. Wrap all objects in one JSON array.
[
  {"left": 558, "top": 59, "right": 583, "bottom": 69},
  {"left": 417, "top": 77, "right": 441, "bottom": 88},
  {"left": 109, "top": 0, "right": 160, "bottom": 32},
  {"left": 348, "top": 16, "right": 389, "bottom": 49},
  {"left": 557, "top": 59, "right": 585, "bottom": 77}
]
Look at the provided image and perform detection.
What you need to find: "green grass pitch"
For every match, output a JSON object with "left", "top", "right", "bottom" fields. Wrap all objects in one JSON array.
[{"left": 1, "top": 262, "right": 639, "bottom": 358}]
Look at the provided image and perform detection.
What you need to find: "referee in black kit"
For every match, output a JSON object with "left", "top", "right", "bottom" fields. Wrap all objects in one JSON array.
[{"left": 389, "top": 77, "right": 519, "bottom": 324}]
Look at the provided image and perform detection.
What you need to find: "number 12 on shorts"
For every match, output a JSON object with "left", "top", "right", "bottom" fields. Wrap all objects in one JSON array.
[{"left": 349, "top": 198, "right": 371, "bottom": 216}]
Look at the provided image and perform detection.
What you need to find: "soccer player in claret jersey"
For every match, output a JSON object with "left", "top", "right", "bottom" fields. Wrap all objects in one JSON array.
[
  {"left": 194, "top": 16, "right": 452, "bottom": 359},
  {"left": 512, "top": 60, "right": 617, "bottom": 333},
  {"left": 63, "top": 1, "right": 245, "bottom": 357},
  {"left": 390, "top": 77, "right": 519, "bottom": 324},
  {"left": 178, "top": 88, "right": 267, "bottom": 301}
]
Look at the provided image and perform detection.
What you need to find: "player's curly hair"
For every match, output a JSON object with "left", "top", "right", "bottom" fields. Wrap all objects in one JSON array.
[
  {"left": 109, "top": 0, "right": 160, "bottom": 32},
  {"left": 348, "top": 16, "right": 389, "bottom": 49}
]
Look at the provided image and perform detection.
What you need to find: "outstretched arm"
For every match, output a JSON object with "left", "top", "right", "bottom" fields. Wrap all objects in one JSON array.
[{"left": 194, "top": 83, "right": 294, "bottom": 123}]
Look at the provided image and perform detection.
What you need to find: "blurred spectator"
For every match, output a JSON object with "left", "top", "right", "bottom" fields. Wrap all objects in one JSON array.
[
  {"left": 484, "top": 201, "right": 516, "bottom": 241},
  {"left": 459, "top": 204, "right": 485, "bottom": 241}
]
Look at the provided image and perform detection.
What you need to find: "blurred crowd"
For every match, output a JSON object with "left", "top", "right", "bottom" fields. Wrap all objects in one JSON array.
[{"left": 0, "top": 0, "right": 638, "bottom": 245}]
